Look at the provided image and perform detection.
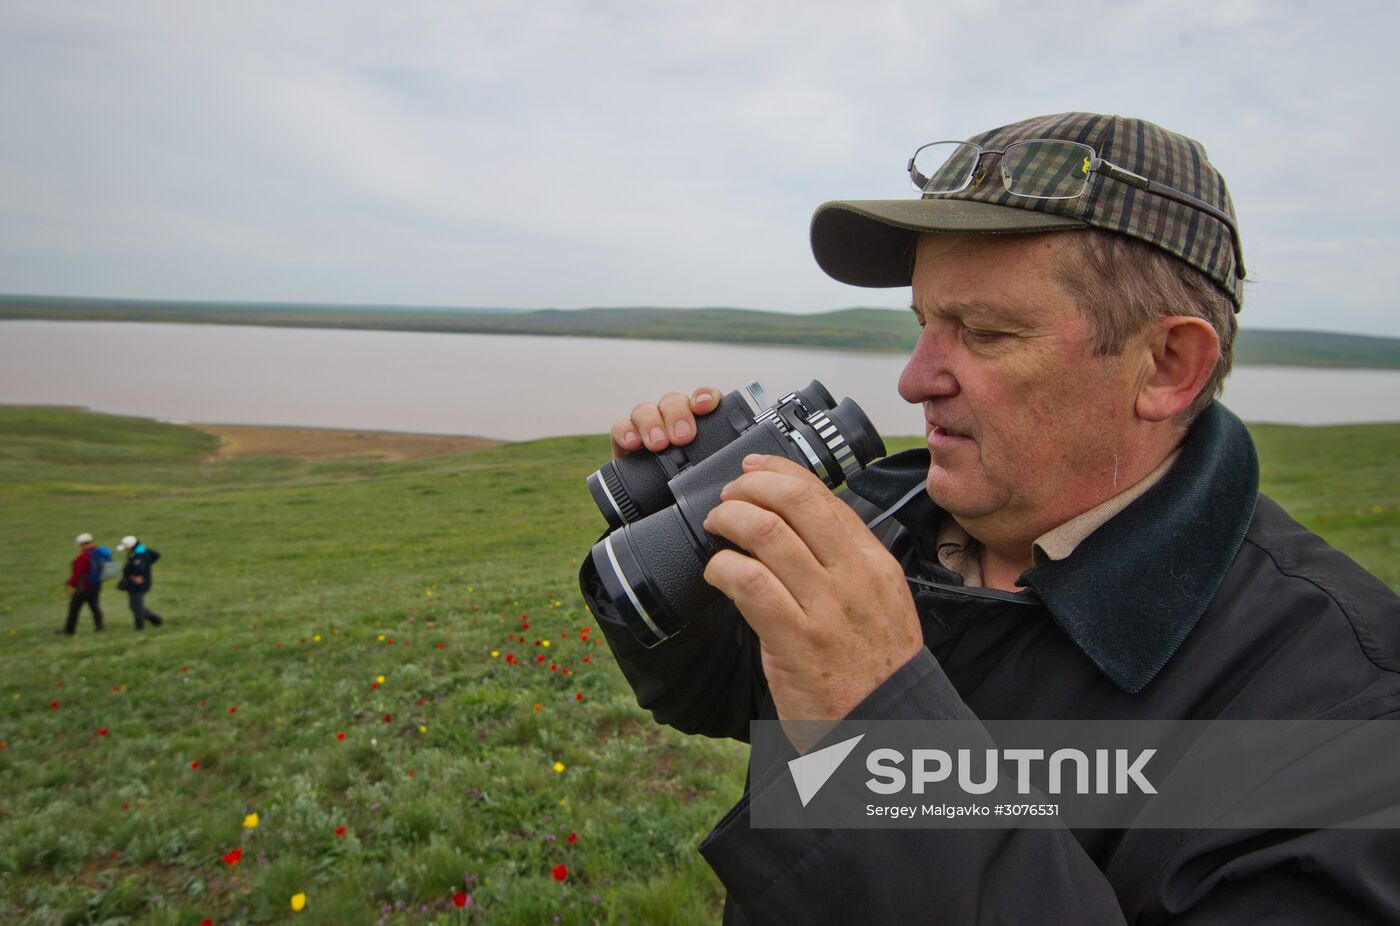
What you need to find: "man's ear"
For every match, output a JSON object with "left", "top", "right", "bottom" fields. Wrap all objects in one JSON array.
[{"left": 1134, "top": 316, "right": 1220, "bottom": 422}]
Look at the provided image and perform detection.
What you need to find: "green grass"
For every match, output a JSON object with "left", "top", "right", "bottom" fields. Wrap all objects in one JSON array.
[{"left": 0, "top": 408, "right": 1395, "bottom": 925}]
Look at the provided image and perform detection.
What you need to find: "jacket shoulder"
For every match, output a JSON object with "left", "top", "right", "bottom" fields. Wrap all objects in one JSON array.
[{"left": 1244, "top": 494, "right": 1400, "bottom": 675}]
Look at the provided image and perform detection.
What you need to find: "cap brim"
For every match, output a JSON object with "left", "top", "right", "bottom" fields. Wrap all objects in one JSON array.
[{"left": 810, "top": 198, "right": 1087, "bottom": 287}]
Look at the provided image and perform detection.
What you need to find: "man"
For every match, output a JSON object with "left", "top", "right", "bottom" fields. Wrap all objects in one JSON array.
[
  {"left": 116, "top": 535, "right": 164, "bottom": 631},
  {"left": 63, "top": 531, "right": 105, "bottom": 634},
  {"left": 585, "top": 113, "right": 1400, "bottom": 923}
]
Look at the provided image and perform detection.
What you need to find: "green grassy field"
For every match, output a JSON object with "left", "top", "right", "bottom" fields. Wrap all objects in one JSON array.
[{"left": 0, "top": 408, "right": 1396, "bottom": 925}]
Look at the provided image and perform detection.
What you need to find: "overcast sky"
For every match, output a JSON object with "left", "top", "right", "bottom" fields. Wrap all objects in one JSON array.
[{"left": 1, "top": 1, "right": 1397, "bottom": 335}]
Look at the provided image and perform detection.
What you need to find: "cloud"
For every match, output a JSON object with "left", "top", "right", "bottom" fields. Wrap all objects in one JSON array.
[{"left": 0, "top": 0, "right": 1396, "bottom": 333}]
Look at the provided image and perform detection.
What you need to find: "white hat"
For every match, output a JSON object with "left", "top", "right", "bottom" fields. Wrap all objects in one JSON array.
[
  {"left": 75, "top": 532, "right": 93, "bottom": 545},
  {"left": 117, "top": 535, "right": 138, "bottom": 551}
]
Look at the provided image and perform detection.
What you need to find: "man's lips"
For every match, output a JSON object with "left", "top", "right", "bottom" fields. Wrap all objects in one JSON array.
[{"left": 927, "top": 423, "right": 974, "bottom": 445}]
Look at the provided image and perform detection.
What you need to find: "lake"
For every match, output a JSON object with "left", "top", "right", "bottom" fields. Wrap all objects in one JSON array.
[{"left": 2, "top": 320, "right": 1397, "bottom": 440}]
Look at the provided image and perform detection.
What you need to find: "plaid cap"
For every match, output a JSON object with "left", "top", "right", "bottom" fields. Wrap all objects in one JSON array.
[{"left": 810, "top": 112, "right": 1244, "bottom": 308}]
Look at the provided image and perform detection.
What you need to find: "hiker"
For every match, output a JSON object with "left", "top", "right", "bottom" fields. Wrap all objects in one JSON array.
[
  {"left": 116, "top": 535, "right": 164, "bottom": 631},
  {"left": 63, "top": 532, "right": 107, "bottom": 634},
  {"left": 586, "top": 113, "right": 1400, "bottom": 922}
]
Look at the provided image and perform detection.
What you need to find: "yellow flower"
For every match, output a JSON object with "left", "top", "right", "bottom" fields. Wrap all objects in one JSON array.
[
  {"left": 291, "top": 892, "right": 307, "bottom": 912},
  {"left": 490, "top": 650, "right": 500, "bottom": 658},
  {"left": 243, "top": 812, "right": 259, "bottom": 829},
  {"left": 419, "top": 725, "right": 427, "bottom": 733},
  {"left": 377, "top": 634, "right": 386, "bottom": 642},
  {"left": 375, "top": 675, "right": 385, "bottom": 684},
  {"left": 541, "top": 640, "right": 551, "bottom": 648},
  {"left": 553, "top": 761, "right": 566, "bottom": 774},
  {"left": 313, "top": 634, "right": 321, "bottom": 642},
  {"left": 425, "top": 589, "right": 434, "bottom": 597}
]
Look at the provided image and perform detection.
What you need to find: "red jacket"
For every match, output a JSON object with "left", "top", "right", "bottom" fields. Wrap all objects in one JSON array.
[{"left": 69, "top": 548, "right": 93, "bottom": 588}]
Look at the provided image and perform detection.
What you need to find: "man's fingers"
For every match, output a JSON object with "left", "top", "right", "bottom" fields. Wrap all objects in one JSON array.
[
  {"left": 719, "top": 461, "right": 863, "bottom": 568},
  {"left": 690, "top": 387, "right": 720, "bottom": 414},
  {"left": 704, "top": 548, "right": 805, "bottom": 641},
  {"left": 658, "top": 391, "right": 697, "bottom": 445},
  {"left": 609, "top": 417, "right": 644, "bottom": 458},
  {"left": 629, "top": 401, "right": 669, "bottom": 451},
  {"left": 611, "top": 387, "right": 721, "bottom": 458},
  {"left": 704, "top": 499, "right": 828, "bottom": 609}
]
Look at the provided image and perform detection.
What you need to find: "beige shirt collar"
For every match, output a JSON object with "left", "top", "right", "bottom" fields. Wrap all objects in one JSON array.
[{"left": 934, "top": 449, "right": 1181, "bottom": 588}]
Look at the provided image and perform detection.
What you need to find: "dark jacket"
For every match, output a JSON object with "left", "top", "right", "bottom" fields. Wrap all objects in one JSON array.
[
  {"left": 121, "top": 545, "right": 160, "bottom": 593},
  {"left": 582, "top": 403, "right": 1400, "bottom": 924}
]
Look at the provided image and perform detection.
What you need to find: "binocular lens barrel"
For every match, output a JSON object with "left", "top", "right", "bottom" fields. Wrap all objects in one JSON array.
[{"left": 585, "top": 380, "right": 885, "bottom": 647}]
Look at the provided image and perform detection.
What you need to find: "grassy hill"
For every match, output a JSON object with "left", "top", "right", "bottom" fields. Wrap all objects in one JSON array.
[
  {"left": 3, "top": 295, "right": 1398, "bottom": 368},
  {"left": 0, "top": 409, "right": 1396, "bottom": 924}
]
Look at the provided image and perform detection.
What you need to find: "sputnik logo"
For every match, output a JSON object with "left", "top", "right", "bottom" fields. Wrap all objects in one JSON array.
[{"left": 788, "top": 734, "right": 865, "bottom": 807}]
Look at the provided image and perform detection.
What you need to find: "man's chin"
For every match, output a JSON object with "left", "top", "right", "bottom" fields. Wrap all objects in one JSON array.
[{"left": 925, "top": 468, "right": 1001, "bottom": 521}]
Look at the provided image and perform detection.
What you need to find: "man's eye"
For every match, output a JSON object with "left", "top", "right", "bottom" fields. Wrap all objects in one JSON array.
[{"left": 964, "top": 328, "right": 1005, "bottom": 342}]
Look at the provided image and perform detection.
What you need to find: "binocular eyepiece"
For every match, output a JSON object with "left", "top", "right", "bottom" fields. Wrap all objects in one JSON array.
[{"left": 583, "top": 380, "right": 885, "bottom": 647}]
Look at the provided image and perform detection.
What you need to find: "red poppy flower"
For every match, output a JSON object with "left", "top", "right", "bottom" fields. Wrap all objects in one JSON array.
[
  {"left": 111, "top": 685, "right": 121, "bottom": 692},
  {"left": 275, "top": 643, "right": 283, "bottom": 650},
  {"left": 370, "top": 683, "right": 379, "bottom": 690},
  {"left": 222, "top": 848, "right": 243, "bottom": 865},
  {"left": 576, "top": 693, "right": 584, "bottom": 701},
  {"left": 98, "top": 727, "right": 109, "bottom": 736},
  {"left": 521, "top": 622, "right": 529, "bottom": 631},
  {"left": 334, "top": 826, "right": 346, "bottom": 837},
  {"left": 552, "top": 864, "right": 569, "bottom": 881},
  {"left": 110, "top": 850, "right": 119, "bottom": 858},
  {"left": 336, "top": 732, "right": 346, "bottom": 741},
  {"left": 181, "top": 667, "right": 188, "bottom": 673},
  {"left": 435, "top": 642, "right": 445, "bottom": 649},
  {"left": 534, "top": 703, "right": 543, "bottom": 712},
  {"left": 121, "top": 803, "right": 129, "bottom": 810},
  {"left": 536, "top": 655, "right": 546, "bottom": 663},
  {"left": 228, "top": 706, "right": 237, "bottom": 714},
  {"left": 582, "top": 656, "right": 592, "bottom": 663},
  {"left": 416, "top": 697, "right": 426, "bottom": 705},
  {"left": 191, "top": 760, "right": 201, "bottom": 770},
  {"left": 568, "top": 832, "right": 578, "bottom": 844},
  {"left": 201, "top": 919, "right": 213, "bottom": 926},
  {"left": 550, "top": 664, "right": 557, "bottom": 672},
  {"left": 49, "top": 700, "right": 59, "bottom": 709},
  {"left": 508, "top": 633, "right": 515, "bottom": 641},
  {"left": 383, "top": 714, "right": 392, "bottom": 723},
  {"left": 452, "top": 891, "right": 468, "bottom": 908},
  {"left": 505, "top": 653, "right": 517, "bottom": 665}
]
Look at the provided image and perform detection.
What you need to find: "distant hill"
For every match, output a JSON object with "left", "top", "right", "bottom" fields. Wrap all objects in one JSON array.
[{"left": 2, "top": 294, "right": 1397, "bottom": 370}]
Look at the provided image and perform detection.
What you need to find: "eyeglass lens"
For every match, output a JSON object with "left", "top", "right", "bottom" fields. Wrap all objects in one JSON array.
[
  {"left": 913, "top": 139, "right": 1095, "bottom": 200},
  {"left": 1001, "top": 141, "right": 1094, "bottom": 200}
]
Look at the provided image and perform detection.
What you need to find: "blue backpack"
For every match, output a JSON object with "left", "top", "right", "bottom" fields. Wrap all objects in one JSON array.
[{"left": 88, "top": 546, "right": 119, "bottom": 583}]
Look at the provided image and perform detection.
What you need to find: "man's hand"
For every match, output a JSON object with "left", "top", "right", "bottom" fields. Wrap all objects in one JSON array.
[
  {"left": 610, "top": 387, "right": 720, "bottom": 459},
  {"left": 702, "top": 454, "right": 923, "bottom": 752},
  {"left": 133, "top": 576, "right": 145, "bottom": 585}
]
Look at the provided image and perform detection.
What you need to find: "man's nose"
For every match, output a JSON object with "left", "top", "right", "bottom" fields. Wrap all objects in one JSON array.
[{"left": 898, "top": 327, "right": 959, "bottom": 404}]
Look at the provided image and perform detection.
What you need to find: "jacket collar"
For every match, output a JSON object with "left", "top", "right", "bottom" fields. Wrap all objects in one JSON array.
[{"left": 847, "top": 402, "right": 1259, "bottom": 693}]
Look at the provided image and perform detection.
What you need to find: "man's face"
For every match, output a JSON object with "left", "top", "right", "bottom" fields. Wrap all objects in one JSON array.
[{"left": 898, "top": 233, "right": 1149, "bottom": 542}]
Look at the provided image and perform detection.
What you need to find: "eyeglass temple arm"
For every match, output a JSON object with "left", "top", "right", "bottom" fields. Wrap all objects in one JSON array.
[
  {"left": 1095, "top": 159, "right": 1246, "bottom": 279},
  {"left": 907, "top": 158, "right": 930, "bottom": 192}
]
